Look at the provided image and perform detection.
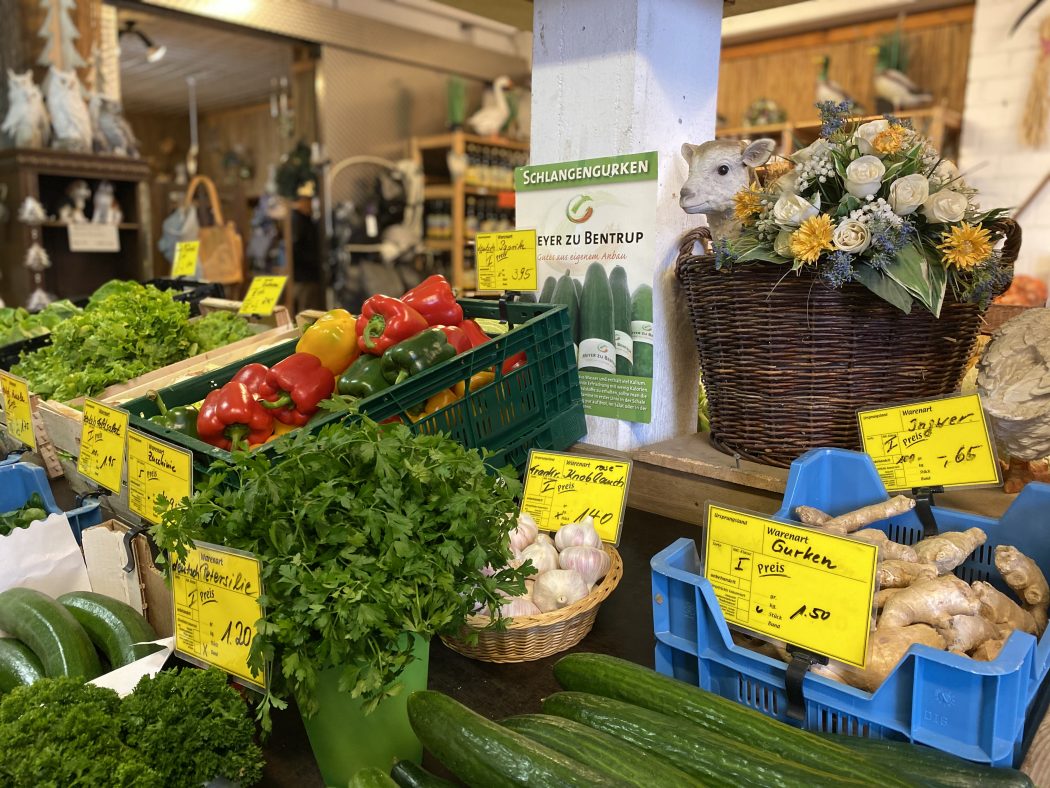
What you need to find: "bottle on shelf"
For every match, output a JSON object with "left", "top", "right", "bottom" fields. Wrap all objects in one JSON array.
[
  {"left": 465, "top": 144, "right": 480, "bottom": 186},
  {"left": 465, "top": 196, "right": 479, "bottom": 238}
]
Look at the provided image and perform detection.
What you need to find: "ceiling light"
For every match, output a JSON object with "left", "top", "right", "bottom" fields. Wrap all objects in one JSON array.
[{"left": 119, "top": 21, "right": 166, "bottom": 63}]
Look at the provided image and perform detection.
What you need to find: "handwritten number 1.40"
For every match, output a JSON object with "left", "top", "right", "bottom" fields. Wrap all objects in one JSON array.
[
  {"left": 789, "top": 604, "right": 830, "bottom": 621},
  {"left": 220, "top": 620, "right": 252, "bottom": 648},
  {"left": 575, "top": 507, "right": 614, "bottom": 526}
]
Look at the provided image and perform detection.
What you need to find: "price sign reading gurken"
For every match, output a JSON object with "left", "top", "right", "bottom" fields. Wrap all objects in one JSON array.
[
  {"left": 127, "top": 431, "right": 193, "bottom": 525},
  {"left": 171, "top": 541, "right": 266, "bottom": 691},
  {"left": 77, "top": 400, "right": 128, "bottom": 494},
  {"left": 475, "top": 229, "right": 538, "bottom": 292},
  {"left": 703, "top": 505, "right": 878, "bottom": 667},
  {"left": 857, "top": 393, "right": 1000, "bottom": 491},
  {"left": 0, "top": 371, "right": 36, "bottom": 451},
  {"left": 520, "top": 450, "right": 631, "bottom": 545}
]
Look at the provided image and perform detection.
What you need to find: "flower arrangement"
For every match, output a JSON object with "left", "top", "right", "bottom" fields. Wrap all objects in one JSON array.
[{"left": 716, "top": 102, "right": 1010, "bottom": 316}]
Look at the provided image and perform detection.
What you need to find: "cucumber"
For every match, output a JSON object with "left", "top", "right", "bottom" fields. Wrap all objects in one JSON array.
[
  {"left": 390, "top": 760, "right": 455, "bottom": 788},
  {"left": 630, "top": 285, "right": 653, "bottom": 377},
  {"left": 516, "top": 292, "right": 536, "bottom": 303},
  {"left": 609, "top": 266, "right": 633, "bottom": 376},
  {"left": 579, "top": 263, "right": 615, "bottom": 374},
  {"left": 349, "top": 767, "right": 398, "bottom": 787},
  {"left": 542, "top": 691, "right": 871, "bottom": 787},
  {"left": 502, "top": 713, "right": 702, "bottom": 788},
  {"left": 537, "top": 276, "right": 557, "bottom": 304},
  {"left": 0, "top": 637, "right": 44, "bottom": 693},
  {"left": 552, "top": 653, "right": 906, "bottom": 786},
  {"left": 572, "top": 277, "right": 583, "bottom": 303},
  {"left": 0, "top": 588, "right": 100, "bottom": 679},
  {"left": 406, "top": 690, "right": 625, "bottom": 788},
  {"left": 550, "top": 273, "right": 580, "bottom": 348},
  {"left": 821, "top": 734, "right": 1033, "bottom": 787},
  {"left": 58, "top": 591, "right": 160, "bottom": 668}
]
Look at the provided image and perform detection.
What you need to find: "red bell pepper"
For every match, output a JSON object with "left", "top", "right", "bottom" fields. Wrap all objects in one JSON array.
[
  {"left": 357, "top": 294, "right": 429, "bottom": 355},
  {"left": 231, "top": 363, "right": 279, "bottom": 400},
  {"left": 402, "top": 274, "right": 463, "bottom": 326},
  {"left": 459, "top": 319, "right": 491, "bottom": 349},
  {"left": 501, "top": 352, "right": 527, "bottom": 374},
  {"left": 436, "top": 325, "right": 471, "bottom": 354},
  {"left": 260, "top": 352, "right": 336, "bottom": 426},
  {"left": 197, "top": 382, "right": 274, "bottom": 451}
]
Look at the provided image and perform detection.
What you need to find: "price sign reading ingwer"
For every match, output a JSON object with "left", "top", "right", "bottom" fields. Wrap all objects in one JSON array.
[
  {"left": 857, "top": 393, "right": 1000, "bottom": 491},
  {"left": 171, "top": 241, "right": 200, "bottom": 278},
  {"left": 238, "top": 275, "right": 287, "bottom": 316},
  {"left": 0, "top": 371, "right": 36, "bottom": 451},
  {"left": 127, "top": 430, "right": 193, "bottom": 525},
  {"left": 704, "top": 505, "right": 878, "bottom": 668},
  {"left": 520, "top": 449, "right": 631, "bottom": 545},
  {"left": 476, "top": 229, "right": 538, "bottom": 292},
  {"left": 77, "top": 399, "right": 128, "bottom": 494},
  {"left": 171, "top": 541, "right": 266, "bottom": 691}
]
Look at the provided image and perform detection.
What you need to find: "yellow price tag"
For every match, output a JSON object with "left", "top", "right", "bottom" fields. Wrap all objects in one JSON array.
[
  {"left": 704, "top": 505, "right": 878, "bottom": 668},
  {"left": 520, "top": 450, "right": 631, "bottom": 545},
  {"left": 858, "top": 394, "right": 1000, "bottom": 491},
  {"left": 476, "top": 230, "right": 538, "bottom": 292},
  {"left": 171, "top": 241, "right": 200, "bottom": 278},
  {"left": 0, "top": 371, "right": 36, "bottom": 452},
  {"left": 171, "top": 541, "right": 266, "bottom": 691},
  {"left": 238, "top": 276, "right": 287, "bottom": 316},
  {"left": 127, "top": 430, "right": 193, "bottom": 525},
  {"left": 77, "top": 399, "right": 128, "bottom": 494},
  {"left": 473, "top": 318, "right": 508, "bottom": 336}
]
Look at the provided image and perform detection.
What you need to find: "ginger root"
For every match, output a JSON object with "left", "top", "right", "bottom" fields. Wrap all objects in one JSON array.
[
  {"left": 849, "top": 529, "right": 918, "bottom": 562},
  {"left": 840, "top": 624, "right": 945, "bottom": 692},
  {"left": 822, "top": 495, "right": 916, "bottom": 534},
  {"left": 995, "top": 545, "right": 1050, "bottom": 607},
  {"left": 879, "top": 575, "right": 980, "bottom": 629},
  {"left": 913, "top": 528, "right": 987, "bottom": 575},
  {"left": 873, "top": 587, "right": 904, "bottom": 610},
  {"left": 972, "top": 580, "right": 1038, "bottom": 636},
  {"left": 876, "top": 560, "right": 937, "bottom": 589},
  {"left": 936, "top": 614, "right": 998, "bottom": 654},
  {"left": 795, "top": 505, "right": 831, "bottom": 526},
  {"left": 1030, "top": 606, "right": 1048, "bottom": 637},
  {"left": 972, "top": 637, "right": 1007, "bottom": 662}
]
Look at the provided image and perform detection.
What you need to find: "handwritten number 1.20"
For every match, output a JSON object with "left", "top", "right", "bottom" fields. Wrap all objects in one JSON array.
[
  {"left": 789, "top": 604, "right": 830, "bottom": 621},
  {"left": 220, "top": 621, "right": 252, "bottom": 648}
]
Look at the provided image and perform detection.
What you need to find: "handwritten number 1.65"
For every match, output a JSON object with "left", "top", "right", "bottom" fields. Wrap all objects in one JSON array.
[
  {"left": 220, "top": 620, "right": 252, "bottom": 648},
  {"left": 938, "top": 445, "right": 982, "bottom": 468},
  {"left": 790, "top": 604, "right": 830, "bottom": 621}
]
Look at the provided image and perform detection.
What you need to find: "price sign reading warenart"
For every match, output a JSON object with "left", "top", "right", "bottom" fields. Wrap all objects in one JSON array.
[
  {"left": 703, "top": 505, "right": 878, "bottom": 668},
  {"left": 172, "top": 541, "right": 266, "bottom": 691},
  {"left": 476, "top": 229, "right": 538, "bottom": 292},
  {"left": 171, "top": 241, "right": 200, "bottom": 278},
  {"left": 857, "top": 394, "right": 1000, "bottom": 491},
  {"left": 238, "top": 275, "right": 287, "bottom": 316},
  {"left": 520, "top": 450, "right": 631, "bottom": 545},
  {"left": 77, "top": 400, "right": 128, "bottom": 494},
  {"left": 127, "top": 431, "right": 193, "bottom": 525},
  {"left": 0, "top": 371, "right": 36, "bottom": 451}
]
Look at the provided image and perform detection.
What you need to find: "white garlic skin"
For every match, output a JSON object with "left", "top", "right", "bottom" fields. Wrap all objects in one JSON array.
[
  {"left": 558, "top": 545, "right": 611, "bottom": 586},
  {"left": 508, "top": 513, "right": 539, "bottom": 554},
  {"left": 532, "top": 569, "right": 590, "bottom": 612},
  {"left": 498, "top": 597, "right": 541, "bottom": 618},
  {"left": 519, "top": 541, "right": 560, "bottom": 574},
  {"left": 554, "top": 516, "right": 602, "bottom": 551}
]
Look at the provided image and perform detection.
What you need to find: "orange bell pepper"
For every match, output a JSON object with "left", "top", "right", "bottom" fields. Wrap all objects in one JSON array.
[
  {"left": 453, "top": 370, "right": 496, "bottom": 398},
  {"left": 296, "top": 309, "right": 359, "bottom": 376},
  {"left": 264, "top": 420, "right": 298, "bottom": 443},
  {"left": 409, "top": 388, "right": 461, "bottom": 423}
]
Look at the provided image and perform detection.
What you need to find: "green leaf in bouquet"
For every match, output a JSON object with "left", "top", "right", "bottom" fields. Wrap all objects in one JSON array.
[
  {"left": 883, "top": 241, "right": 947, "bottom": 317},
  {"left": 734, "top": 242, "right": 787, "bottom": 264},
  {"left": 852, "top": 263, "right": 914, "bottom": 314}
]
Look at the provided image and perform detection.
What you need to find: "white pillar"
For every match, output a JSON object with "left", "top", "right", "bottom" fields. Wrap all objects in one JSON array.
[{"left": 531, "top": 0, "right": 721, "bottom": 452}]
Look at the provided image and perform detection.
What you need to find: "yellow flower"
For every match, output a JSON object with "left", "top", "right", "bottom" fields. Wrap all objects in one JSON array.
[
  {"left": 938, "top": 222, "right": 993, "bottom": 269},
  {"left": 732, "top": 190, "right": 763, "bottom": 225},
  {"left": 873, "top": 125, "right": 908, "bottom": 155},
  {"left": 790, "top": 214, "right": 834, "bottom": 264}
]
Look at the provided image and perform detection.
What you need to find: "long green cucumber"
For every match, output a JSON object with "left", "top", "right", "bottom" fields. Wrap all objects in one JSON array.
[
  {"left": 389, "top": 760, "right": 455, "bottom": 788},
  {"left": 579, "top": 263, "right": 615, "bottom": 374},
  {"left": 538, "top": 276, "right": 557, "bottom": 304},
  {"left": 573, "top": 277, "right": 583, "bottom": 304},
  {"left": 58, "top": 591, "right": 159, "bottom": 668},
  {"left": 502, "top": 713, "right": 704, "bottom": 788},
  {"left": 542, "top": 692, "right": 874, "bottom": 787},
  {"left": 821, "top": 734, "right": 1033, "bottom": 788},
  {"left": 553, "top": 653, "right": 910, "bottom": 786},
  {"left": 0, "top": 588, "right": 100, "bottom": 679},
  {"left": 0, "top": 637, "right": 44, "bottom": 693},
  {"left": 609, "top": 266, "right": 633, "bottom": 376},
  {"left": 349, "top": 767, "right": 398, "bottom": 787},
  {"left": 406, "top": 690, "right": 625, "bottom": 788},
  {"left": 630, "top": 285, "right": 653, "bottom": 377},
  {"left": 550, "top": 273, "right": 579, "bottom": 348}
]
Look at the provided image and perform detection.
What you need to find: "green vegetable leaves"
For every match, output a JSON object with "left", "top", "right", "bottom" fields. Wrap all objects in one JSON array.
[{"left": 188, "top": 311, "right": 255, "bottom": 353}]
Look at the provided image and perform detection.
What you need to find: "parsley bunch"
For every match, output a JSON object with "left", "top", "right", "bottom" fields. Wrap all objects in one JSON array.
[{"left": 153, "top": 417, "right": 531, "bottom": 727}]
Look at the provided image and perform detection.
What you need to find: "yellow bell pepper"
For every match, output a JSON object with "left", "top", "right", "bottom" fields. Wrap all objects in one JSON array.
[
  {"left": 453, "top": 370, "right": 496, "bottom": 398},
  {"left": 265, "top": 420, "right": 298, "bottom": 443},
  {"left": 296, "top": 309, "right": 359, "bottom": 376},
  {"left": 409, "top": 388, "right": 461, "bottom": 423}
]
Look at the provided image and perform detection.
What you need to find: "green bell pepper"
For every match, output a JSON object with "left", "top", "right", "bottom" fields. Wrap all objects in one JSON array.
[
  {"left": 337, "top": 355, "right": 390, "bottom": 399},
  {"left": 147, "top": 389, "right": 199, "bottom": 440},
  {"left": 380, "top": 328, "right": 458, "bottom": 385}
]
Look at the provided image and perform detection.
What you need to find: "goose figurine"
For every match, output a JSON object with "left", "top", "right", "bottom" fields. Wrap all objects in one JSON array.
[
  {"left": 468, "top": 76, "right": 512, "bottom": 137},
  {"left": 875, "top": 68, "right": 932, "bottom": 112},
  {"left": 816, "top": 56, "right": 861, "bottom": 110}
]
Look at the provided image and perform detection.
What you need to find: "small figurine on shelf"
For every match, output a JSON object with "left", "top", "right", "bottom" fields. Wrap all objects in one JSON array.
[
  {"left": 17, "top": 195, "right": 48, "bottom": 225},
  {"left": 468, "top": 75, "right": 513, "bottom": 137},
  {"left": 58, "top": 179, "right": 90, "bottom": 224},
  {"left": 1, "top": 69, "right": 51, "bottom": 149},
  {"left": 91, "top": 180, "right": 122, "bottom": 225},
  {"left": 743, "top": 98, "right": 787, "bottom": 128},
  {"left": 873, "top": 29, "right": 932, "bottom": 113},
  {"left": 815, "top": 56, "right": 862, "bottom": 112},
  {"left": 18, "top": 195, "right": 54, "bottom": 310},
  {"left": 94, "top": 97, "right": 139, "bottom": 157},
  {"left": 45, "top": 66, "right": 92, "bottom": 152}
]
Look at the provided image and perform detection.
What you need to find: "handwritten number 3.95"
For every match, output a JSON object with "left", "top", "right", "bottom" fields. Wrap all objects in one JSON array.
[{"left": 220, "top": 621, "right": 252, "bottom": 648}]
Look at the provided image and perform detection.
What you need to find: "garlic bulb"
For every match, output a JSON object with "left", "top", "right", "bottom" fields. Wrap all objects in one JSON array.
[
  {"left": 558, "top": 545, "right": 611, "bottom": 586},
  {"left": 519, "top": 541, "right": 559, "bottom": 574},
  {"left": 508, "top": 512, "right": 539, "bottom": 553},
  {"left": 533, "top": 570, "right": 590, "bottom": 612},
  {"left": 524, "top": 578, "right": 536, "bottom": 597},
  {"left": 554, "top": 516, "right": 602, "bottom": 551},
  {"left": 534, "top": 532, "right": 555, "bottom": 548},
  {"left": 498, "top": 597, "right": 541, "bottom": 618}
]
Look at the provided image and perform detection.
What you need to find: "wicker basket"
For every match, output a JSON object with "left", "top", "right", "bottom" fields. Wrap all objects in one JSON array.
[
  {"left": 440, "top": 545, "right": 623, "bottom": 663},
  {"left": 676, "top": 219, "right": 1020, "bottom": 469}
]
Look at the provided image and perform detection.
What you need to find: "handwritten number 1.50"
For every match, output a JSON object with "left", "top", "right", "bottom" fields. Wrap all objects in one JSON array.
[
  {"left": 789, "top": 604, "right": 830, "bottom": 621},
  {"left": 220, "top": 621, "right": 252, "bottom": 648}
]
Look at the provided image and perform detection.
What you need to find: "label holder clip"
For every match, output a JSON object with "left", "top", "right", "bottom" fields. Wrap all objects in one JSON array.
[
  {"left": 912, "top": 485, "right": 944, "bottom": 538},
  {"left": 785, "top": 646, "right": 829, "bottom": 722}
]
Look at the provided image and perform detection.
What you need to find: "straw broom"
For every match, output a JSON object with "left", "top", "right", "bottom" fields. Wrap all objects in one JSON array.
[{"left": 1022, "top": 17, "right": 1050, "bottom": 148}]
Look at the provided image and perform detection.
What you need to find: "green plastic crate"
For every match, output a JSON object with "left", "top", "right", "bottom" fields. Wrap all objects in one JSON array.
[{"left": 122, "top": 299, "right": 584, "bottom": 476}]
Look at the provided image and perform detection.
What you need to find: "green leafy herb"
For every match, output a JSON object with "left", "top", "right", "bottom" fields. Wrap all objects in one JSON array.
[
  {"left": 188, "top": 310, "right": 256, "bottom": 352},
  {"left": 152, "top": 417, "right": 531, "bottom": 729},
  {"left": 0, "top": 493, "right": 48, "bottom": 537},
  {"left": 0, "top": 300, "right": 81, "bottom": 349}
]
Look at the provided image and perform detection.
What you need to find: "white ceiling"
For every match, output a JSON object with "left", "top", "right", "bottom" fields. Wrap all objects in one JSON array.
[{"left": 117, "top": 8, "right": 294, "bottom": 115}]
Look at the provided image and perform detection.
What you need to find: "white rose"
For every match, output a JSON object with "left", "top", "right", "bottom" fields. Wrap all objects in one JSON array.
[
  {"left": 774, "top": 229, "right": 794, "bottom": 258},
  {"left": 921, "top": 189, "right": 967, "bottom": 223},
  {"left": 888, "top": 173, "right": 930, "bottom": 216},
  {"left": 844, "top": 156, "right": 886, "bottom": 199},
  {"left": 772, "top": 192, "right": 820, "bottom": 226},
  {"left": 792, "top": 139, "right": 831, "bottom": 164},
  {"left": 854, "top": 119, "right": 890, "bottom": 156},
  {"left": 832, "top": 219, "right": 871, "bottom": 254},
  {"left": 932, "top": 160, "right": 963, "bottom": 189}
]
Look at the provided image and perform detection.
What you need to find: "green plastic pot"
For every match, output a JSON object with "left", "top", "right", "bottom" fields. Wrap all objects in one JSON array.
[{"left": 300, "top": 636, "right": 430, "bottom": 786}]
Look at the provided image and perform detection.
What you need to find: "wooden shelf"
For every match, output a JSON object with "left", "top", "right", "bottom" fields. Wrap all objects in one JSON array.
[
  {"left": 41, "top": 221, "right": 140, "bottom": 230},
  {"left": 425, "top": 183, "right": 514, "bottom": 199},
  {"left": 424, "top": 238, "right": 455, "bottom": 251},
  {"left": 414, "top": 131, "right": 529, "bottom": 152}
]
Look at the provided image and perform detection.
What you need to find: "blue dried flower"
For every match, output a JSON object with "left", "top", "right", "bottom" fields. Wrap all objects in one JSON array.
[
  {"left": 713, "top": 238, "right": 736, "bottom": 271},
  {"left": 818, "top": 100, "right": 852, "bottom": 138},
  {"left": 821, "top": 250, "right": 855, "bottom": 288}
]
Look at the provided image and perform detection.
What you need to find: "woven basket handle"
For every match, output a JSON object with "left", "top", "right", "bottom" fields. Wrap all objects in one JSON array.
[
  {"left": 182, "top": 175, "right": 225, "bottom": 226},
  {"left": 988, "top": 217, "right": 1021, "bottom": 298},
  {"left": 674, "top": 227, "right": 713, "bottom": 282}
]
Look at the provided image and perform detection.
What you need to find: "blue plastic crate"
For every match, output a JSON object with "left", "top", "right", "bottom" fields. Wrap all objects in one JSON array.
[
  {"left": 651, "top": 448, "right": 1050, "bottom": 767},
  {"left": 0, "top": 462, "right": 102, "bottom": 543}
]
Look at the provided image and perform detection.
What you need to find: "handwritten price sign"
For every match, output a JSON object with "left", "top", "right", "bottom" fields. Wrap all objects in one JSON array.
[
  {"left": 476, "top": 229, "right": 538, "bottom": 292},
  {"left": 0, "top": 371, "right": 36, "bottom": 451},
  {"left": 704, "top": 505, "right": 878, "bottom": 668},
  {"left": 171, "top": 541, "right": 266, "bottom": 691},
  {"left": 520, "top": 450, "right": 632, "bottom": 545},
  {"left": 857, "top": 393, "right": 1000, "bottom": 491},
  {"left": 77, "top": 400, "right": 128, "bottom": 494},
  {"left": 238, "top": 276, "right": 287, "bottom": 316},
  {"left": 127, "top": 431, "right": 193, "bottom": 525},
  {"left": 171, "top": 241, "right": 200, "bottom": 278}
]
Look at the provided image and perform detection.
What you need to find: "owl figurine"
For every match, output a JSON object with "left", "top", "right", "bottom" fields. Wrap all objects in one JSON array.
[
  {"left": 1, "top": 69, "right": 51, "bottom": 148},
  {"left": 97, "top": 98, "right": 139, "bottom": 157},
  {"left": 45, "top": 66, "right": 92, "bottom": 152}
]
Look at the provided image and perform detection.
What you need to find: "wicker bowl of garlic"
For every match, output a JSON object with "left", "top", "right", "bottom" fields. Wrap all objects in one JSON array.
[{"left": 440, "top": 513, "right": 624, "bottom": 662}]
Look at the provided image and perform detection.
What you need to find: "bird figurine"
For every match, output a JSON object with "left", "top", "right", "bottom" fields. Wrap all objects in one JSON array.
[
  {"left": 1, "top": 69, "right": 50, "bottom": 148},
  {"left": 977, "top": 307, "right": 1050, "bottom": 493},
  {"left": 874, "top": 68, "right": 932, "bottom": 113},
  {"left": 468, "top": 76, "right": 512, "bottom": 137},
  {"left": 815, "top": 56, "right": 861, "bottom": 110},
  {"left": 97, "top": 98, "right": 139, "bottom": 157},
  {"left": 45, "top": 66, "right": 92, "bottom": 152}
]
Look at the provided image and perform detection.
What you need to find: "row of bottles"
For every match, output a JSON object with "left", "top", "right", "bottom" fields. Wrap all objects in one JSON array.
[
  {"left": 424, "top": 197, "right": 515, "bottom": 241},
  {"left": 425, "top": 200, "right": 453, "bottom": 240},
  {"left": 464, "top": 144, "right": 527, "bottom": 190}
]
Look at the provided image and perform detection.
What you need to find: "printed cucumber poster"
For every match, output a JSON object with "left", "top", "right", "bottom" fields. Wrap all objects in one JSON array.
[{"left": 515, "top": 152, "right": 657, "bottom": 423}]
